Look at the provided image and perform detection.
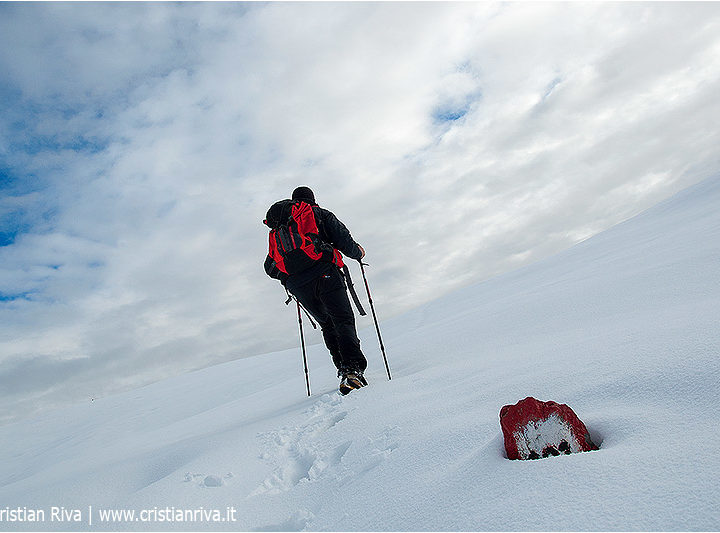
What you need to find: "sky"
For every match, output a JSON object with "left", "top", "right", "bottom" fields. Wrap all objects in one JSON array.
[{"left": 1, "top": 2, "right": 720, "bottom": 424}]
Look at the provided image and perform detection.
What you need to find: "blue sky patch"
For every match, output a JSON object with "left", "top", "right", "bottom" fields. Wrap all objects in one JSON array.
[
  {"left": 542, "top": 77, "right": 563, "bottom": 102},
  {"left": 0, "top": 290, "right": 35, "bottom": 302},
  {"left": 0, "top": 167, "right": 57, "bottom": 246},
  {"left": 0, "top": 229, "right": 20, "bottom": 247},
  {"left": 432, "top": 90, "right": 482, "bottom": 125},
  {"left": 18, "top": 134, "right": 108, "bottom": 156},
  {"left": 0, "top": 167, "right": 15, "bottom": 190},
  {"left": 434, "top": 107, "right": 469, "bottom": 123}
]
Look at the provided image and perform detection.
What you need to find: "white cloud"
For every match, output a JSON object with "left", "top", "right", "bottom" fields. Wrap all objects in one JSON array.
[{"left": 1, "top": 2, "right": 720, "bottom": 423}]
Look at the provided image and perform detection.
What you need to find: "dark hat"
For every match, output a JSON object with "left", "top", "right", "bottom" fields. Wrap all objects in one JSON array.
[{"left": 292, "top": 186, "right": 315, "bottom": 204}]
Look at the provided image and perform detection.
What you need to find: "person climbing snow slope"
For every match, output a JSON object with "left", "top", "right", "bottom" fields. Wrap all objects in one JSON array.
[{"left": 263, "top": 186, "right": 368, "bottom": 395}]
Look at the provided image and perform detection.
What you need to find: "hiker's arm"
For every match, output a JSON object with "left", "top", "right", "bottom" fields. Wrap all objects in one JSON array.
[
  {"left": 316, "top": 208, "right": 364, "bottom": 261},
  {"left": 264, "top": 255, "right": 289, "bottom": 284}
]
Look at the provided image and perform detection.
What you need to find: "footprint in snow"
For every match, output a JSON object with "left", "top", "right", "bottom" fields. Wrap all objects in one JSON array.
[
  {"left": 184, "top": 472, "right": 233, "bottom": 488},
  {"left": 355, "top": 426, "right": 400, "bottom": 477},
  {"left": 251, "top": 394, "right": 353, "bottom": 495}
]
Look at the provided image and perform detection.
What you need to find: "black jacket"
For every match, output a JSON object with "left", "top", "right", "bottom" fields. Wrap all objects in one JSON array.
[{"left": 264, "top": 201, "right": 363, "bottom": 289}]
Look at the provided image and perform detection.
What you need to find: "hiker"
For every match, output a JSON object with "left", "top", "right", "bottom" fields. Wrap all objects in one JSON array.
[{"left": 263, "top": 186, "right": 369, "bottom": 395}]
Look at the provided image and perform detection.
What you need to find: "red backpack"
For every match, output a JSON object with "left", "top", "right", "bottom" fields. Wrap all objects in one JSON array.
[{"left": 265, "top": 200, "right": 344, "bottom": 275}]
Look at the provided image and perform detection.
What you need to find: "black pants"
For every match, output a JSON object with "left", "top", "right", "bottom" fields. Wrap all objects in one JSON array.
[{"left": 289, "top": 266, "right": 367, "bottom": 373}]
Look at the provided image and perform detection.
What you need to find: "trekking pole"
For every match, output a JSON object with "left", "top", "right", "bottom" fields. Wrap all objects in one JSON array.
[
  {"left": 359, "top": 262, "right": 392, "bottom": 380},
  {"left": 296, "top": 300, "right": 312, "bottom": 397},
  {"left": 286, "top": 289, "right": 317, "bottom": 329},
  {"left": 284, "top": 290, "right": 313, "bottom": 395}
]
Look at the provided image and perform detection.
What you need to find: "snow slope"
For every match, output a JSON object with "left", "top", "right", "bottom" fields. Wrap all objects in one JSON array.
[{"left": 1, "top": 175, "right": 720, "bottom": 531}]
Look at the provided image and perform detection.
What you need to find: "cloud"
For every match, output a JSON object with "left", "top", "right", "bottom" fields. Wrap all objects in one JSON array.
[{"left": 1, "top": 2, "right": 720, "bottom": 423}]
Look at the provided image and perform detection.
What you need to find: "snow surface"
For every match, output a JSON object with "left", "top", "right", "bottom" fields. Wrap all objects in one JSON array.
[{"left": 1, "top": 175, "right": 720, "bottom": 531}]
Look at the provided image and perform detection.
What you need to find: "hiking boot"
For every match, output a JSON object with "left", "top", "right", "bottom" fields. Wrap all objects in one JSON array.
[
  {"left": 338, "top": 370, "right": 368, "bottom": 395},
  {"left": 349, "top": 370, "right": 368, "bottom": 387}
]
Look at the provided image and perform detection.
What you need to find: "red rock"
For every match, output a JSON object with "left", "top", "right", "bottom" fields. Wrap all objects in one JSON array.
[{"left": 500, "top": 397, "right": 598, "bottom": 460}]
